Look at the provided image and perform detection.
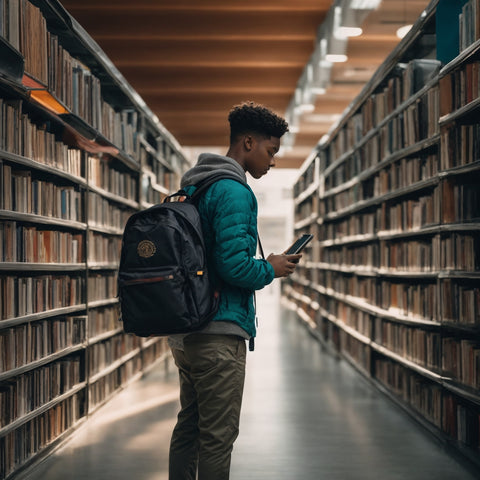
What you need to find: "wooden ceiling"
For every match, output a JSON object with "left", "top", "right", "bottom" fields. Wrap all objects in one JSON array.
[{"left": 61, "top": 0, "right": 430, "bottom": 168}]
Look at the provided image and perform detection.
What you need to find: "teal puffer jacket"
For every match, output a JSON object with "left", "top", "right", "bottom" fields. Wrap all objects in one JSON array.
[{"left": 187, "top": 179, "right": 275, "bottom": 337}]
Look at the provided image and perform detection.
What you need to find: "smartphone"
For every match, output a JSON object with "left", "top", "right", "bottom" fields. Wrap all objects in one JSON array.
[{"left": 285, "top": 233, "right": 314, "bottom": 255}]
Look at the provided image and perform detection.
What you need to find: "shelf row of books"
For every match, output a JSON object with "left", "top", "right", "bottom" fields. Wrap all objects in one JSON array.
[
  {"left": 310, "top": 261, "right": 479, "bottom": 326},
  {"left": 315, "top": 233, "right": 479, "bottom": 272},
  {"left": 319, "top": 183, "right": 478, "bottom": 241},
  {"left": 88, "top": 192, "right": 135, "bottom": 234},
  {"left": 373, "top": 152, "right": 438, "bottom": 196},
  {"left": 0, "top": 0, "right": 188, "bottom": 478},
  {"left": 322, "top": 173, "right": 479, "bottom": 231},
  {"left": 139, "top": 139, "right": 181, "bottom": 207},
  {"left": 17, "top": 0, "right": 49, "bottom": 85},
  {"left": 440, "top": 60, "right": 480, "bottom": 113},
  {"left": 88, "top": 355, "right": 143, "bottom": 414},
  {"left": 141, "top": 173, "right": 168, "bottom": 208},
  {"left": 0, "top": 162, "right": 139, "bottom": 234},
  {"left": 87, "top": 333, "right": 142, "bottom": 377},
  {"left": 87, "top": 232, "right": 122, "bottom": 265},
  {"left": 88, "top": 307, "right": 119, "bottom": 339},
  {"left": 378, "top": 277, "right": 479, "bottom": 326},
  {"left": 1, "top": 274, "right": 84, "bottom": 321},
  {"left": 1, "top": 162, "right": 83, "bottom": 221},
  {"left": 293, "top": 159, "right": 317, "bottom": 198},
  {"left": 87, "top": 275, "right": 117, "bottom": 305},
  {"left": 0, "top": 99, "right": 82, "bottom": 177},
  {"left": 87, "top": 155, "right": 138, "bottom": 202},
  {"left": 374, "top": 318, "right": 480, "bottom": 389},
  {"left": 285, "top": 0, "right": 480, "bottom": 468},
  {"left": 0, "top": 315, "right": 86, "bottom": 374},
  {"left": 459, "top": 0, "right": 480, "bottom": 53},
  {"left": 0, "top": 353, "right": 83, "bottom": 428},
  {"left": 1, "top": 221, "right": 84, "bottom": 264},
  {"left": 140, "top": 140, "right": 178, "bottom": 192},
  {"left": 441, "top": 124, "right": 480, "bottom": 170}
]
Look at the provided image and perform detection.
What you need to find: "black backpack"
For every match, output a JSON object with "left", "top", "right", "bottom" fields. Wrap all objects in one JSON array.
[{"left": 118, "top": 172, "right": 245, "bottom": 337}]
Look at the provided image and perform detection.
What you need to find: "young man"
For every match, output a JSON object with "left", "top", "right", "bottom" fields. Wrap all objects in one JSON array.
[{"left": 168, "top": 102, "right": 301, "bottom": 480}]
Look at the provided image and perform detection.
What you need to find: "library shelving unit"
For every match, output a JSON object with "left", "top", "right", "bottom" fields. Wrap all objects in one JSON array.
[
  {"left": 0, "top": 1, "right": 188, "bottom": 478},
  {"left": 282, "top": 0, "right": 480, "bottom": 470}
]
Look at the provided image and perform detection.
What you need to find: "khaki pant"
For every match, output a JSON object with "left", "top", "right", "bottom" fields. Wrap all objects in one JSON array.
[{"left": 169, "top": 334, "right": 247, "bottom": 480}]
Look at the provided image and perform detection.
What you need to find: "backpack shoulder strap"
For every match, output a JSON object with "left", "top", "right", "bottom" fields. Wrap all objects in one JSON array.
[
  {"left": 190, "top": 172, "right": 247, "bottom": 202},
  {"left": 163, "top": 173, "right": 246, "bottom": 204}
]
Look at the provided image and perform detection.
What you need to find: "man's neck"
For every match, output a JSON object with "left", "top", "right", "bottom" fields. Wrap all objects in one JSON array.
[{"left": 225, "top": 146, "right": 246, "bottom": 171}]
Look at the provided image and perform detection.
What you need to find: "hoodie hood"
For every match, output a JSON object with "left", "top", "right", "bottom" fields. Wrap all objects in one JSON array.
[{"left": 180, "top": 153, "right": 247, "bottom": 188}]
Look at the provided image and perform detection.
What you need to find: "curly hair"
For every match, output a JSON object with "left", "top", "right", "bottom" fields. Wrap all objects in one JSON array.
[{"left": 228, "top": 101, "right": 289, "bottom": 144}]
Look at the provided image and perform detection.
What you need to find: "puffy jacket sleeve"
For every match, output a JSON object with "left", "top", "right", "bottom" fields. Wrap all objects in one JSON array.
[{"left": 205, "top": 179, "right": 275, "bottom": 290}]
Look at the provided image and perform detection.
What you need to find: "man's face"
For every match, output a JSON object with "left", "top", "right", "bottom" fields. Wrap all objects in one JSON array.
[{"left": 245, "top": 135, "right": 280, "bottom": 179}]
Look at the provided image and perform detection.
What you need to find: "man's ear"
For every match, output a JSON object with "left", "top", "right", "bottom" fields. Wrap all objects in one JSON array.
[{"left": 243, "top": 134, "right": 254, "bottom": 152}]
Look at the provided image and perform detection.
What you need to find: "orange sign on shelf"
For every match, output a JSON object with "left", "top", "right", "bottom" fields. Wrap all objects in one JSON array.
[{"left": 22, "top": 73, "right": 68, "bottom": 115}]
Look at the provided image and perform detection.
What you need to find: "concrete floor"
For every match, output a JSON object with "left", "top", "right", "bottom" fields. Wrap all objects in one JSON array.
[{"left": 23, "top": 286, "right": 479, "bottom": 480}]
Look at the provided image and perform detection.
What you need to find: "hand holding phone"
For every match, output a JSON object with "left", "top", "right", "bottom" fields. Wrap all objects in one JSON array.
[
  {"left": 267, "top": 252, "right": 302, "bottom": 277},
  {"left": 267, "top": 234, "right": 313, "bottom": 277}
]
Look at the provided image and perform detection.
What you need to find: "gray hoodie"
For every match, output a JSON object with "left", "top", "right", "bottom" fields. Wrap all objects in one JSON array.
[{"left": 180, "top": 152, "right": 247, "bottom": 188}]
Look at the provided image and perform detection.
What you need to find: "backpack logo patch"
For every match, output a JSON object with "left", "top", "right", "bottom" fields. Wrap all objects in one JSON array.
[{"left": 137, "top": 240, "right": 156, "bottom": 258}]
